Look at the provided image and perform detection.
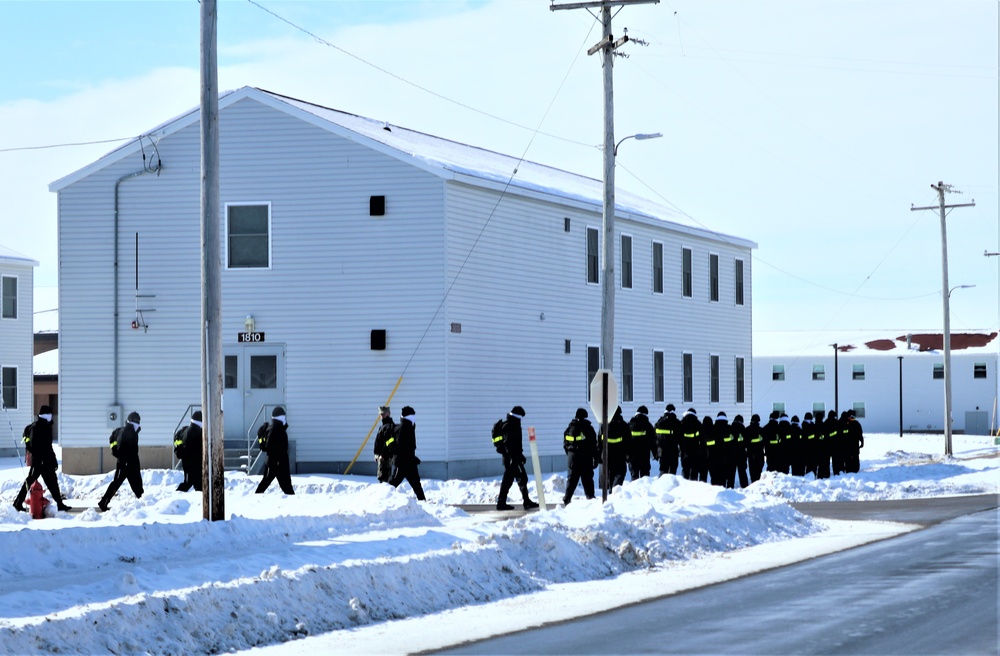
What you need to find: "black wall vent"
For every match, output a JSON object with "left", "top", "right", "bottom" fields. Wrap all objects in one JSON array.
[
  {"left": 371, "top": 329, "right": 387, "bottom": 350},
  {"left": 370, "top": 195, "right": 386, "bottom": 216}
]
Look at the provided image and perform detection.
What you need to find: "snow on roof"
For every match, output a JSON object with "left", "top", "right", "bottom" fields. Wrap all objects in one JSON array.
[
  {"left": 33, "top": 349, "right": 58, "bottom": 376},
  {"left": 0, "top": 243, "right": 38, "bottom": 267},
  {"left": 50, "top": 87, "right": 755, "bottom": 250},
  {"left": 754, "top": 329, "right": 1000, "bottom": 358}
]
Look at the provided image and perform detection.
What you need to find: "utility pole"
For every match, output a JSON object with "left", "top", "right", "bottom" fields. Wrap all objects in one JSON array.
[
  {"left": 551, "top": 0, "right": 658, "bottom": 469},
  {"left": 200, "top": 0, "right": 225, "bottom": 520},
  {"left": 911, "top": 182, "right": 975, "bottom": 457}
]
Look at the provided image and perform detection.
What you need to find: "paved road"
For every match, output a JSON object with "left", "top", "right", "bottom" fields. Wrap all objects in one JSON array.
[{"left": 438, "top": 494, "right": 999, "bottom": 655}]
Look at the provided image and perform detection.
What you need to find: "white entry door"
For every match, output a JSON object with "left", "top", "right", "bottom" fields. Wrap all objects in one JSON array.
[{"left": 223, "top": 344, "right": 286, "bottom": 444}]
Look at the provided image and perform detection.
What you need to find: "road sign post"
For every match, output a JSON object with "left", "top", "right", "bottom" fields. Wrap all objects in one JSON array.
[
  {"left": 589, "top": 369, "right": 618, "bottom": 502},
  {"left": 527, "top": 427, "right": 547, "bottom": 511}
]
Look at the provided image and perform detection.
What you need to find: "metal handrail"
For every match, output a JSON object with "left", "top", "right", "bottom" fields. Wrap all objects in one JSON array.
[{"left": 171, "top": 404, "right": 202, "bottom": 470}]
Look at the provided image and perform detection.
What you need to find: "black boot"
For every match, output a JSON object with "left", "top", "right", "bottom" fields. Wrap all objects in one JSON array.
[{"left": 523, "top": 499, "right": 539, "bottom": 510}]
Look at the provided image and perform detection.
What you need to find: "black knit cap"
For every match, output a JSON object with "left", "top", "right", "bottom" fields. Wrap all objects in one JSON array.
[
  {"left": 575, "top": 408, "right": 588, "bottom": 420},
  {"left": 192, "top": 411, "right": 202, "bottom": 421},
  {"left": 637, "top": 405, "right": 648, "bottom": 414},
  {"left": 666, "top": 404, "right": 675, "bottom": 412},
  {"left": 39, "top": 405, "right": 52, "bottom": 415},
  {"left": 272, "top": 406, "right": 285, "bottom": 418},
  {"left": 402, "top": 406, "right": 415, "bottom": 416},
  {"left": 751, "top": 414, "right": 760, "bottom": 423},
  {"left": 127, "top": 411, "right": 141, "bottom": 424},
  {"left": 510, "top": 405, "right": 525, "bottom": 417}
]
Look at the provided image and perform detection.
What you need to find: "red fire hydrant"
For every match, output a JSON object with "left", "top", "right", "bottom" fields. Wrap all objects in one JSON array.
[{"left": 28, "top": 481, "right": 50, "bottom": 520}]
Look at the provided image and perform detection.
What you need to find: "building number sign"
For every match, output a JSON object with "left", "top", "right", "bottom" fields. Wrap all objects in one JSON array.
[{"left": 238, "top": 332, "right": 265, "bottom": 343}]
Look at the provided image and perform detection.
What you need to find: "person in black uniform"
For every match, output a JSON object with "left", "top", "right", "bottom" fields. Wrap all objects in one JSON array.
[
  {"left": 800, "top": 412, "right": 818, "bottom": 477},
  {"left": 828, "top": 410, "right": 845, "bottom": 475},
  {"left": 562, "top": 408, "right": 597, "bottom": 504},
  {"left": 175, "top": 410, "right": 203, "bottom": 492},
  {"left": 679, "top": 408, "right": 702, "bottom": 480},
  {"left": 775, "top": 413, "right": 793, "bottom": 475},
  {"left": 598, "top": 406, "right": 630, "bottom": 494},
  {"left": 789, "top": 415, "right": 804, "bottom": 476},
  {"left": 654, "top": 404, "right": 681, "bottom": 476},
  {"left": 99, "top": 411, "right": 144, "bottom": 511},
  {"left": 496, "top": 406, "right": 537, "bottom": 510},
  {"left": 373, "top": 406, "right": 396, "bottom": 484},
  {"left": 627, "top": 406, "right": 657, "bottom": 480},
  {"left": 388, "top": 406, "right": 425, "bottom": 500},
  {"left": 729, "top": 414, "right": 749, "bottom": 488},
  {"left": 13, "top": 405, "right": 71, "bottom": 512},
  {"left": 699, "top": 414, "right": 714, "bottom": 483},
  {"left": 815, "top": 412, "right": 832, "bottom": 479},
  {"left": 255, "top": 406, "right": 295, "bottom": 495},
  {"left": 744, "top": 414, "right": 765, "bottom": 483},
  {"left": 705, "top": 412, "right": 727, "bottom": 486},
  {"left": 762, "top": 411, "right": 781, "bottom": 475},
  {"left": 843, "top": 410, "right": 864, "bottom": 473}
]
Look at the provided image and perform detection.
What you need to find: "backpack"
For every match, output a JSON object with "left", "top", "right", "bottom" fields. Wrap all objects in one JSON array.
[
  {"left": 491, "top": 419, "right": 506, "bottom": 453},
  {"left": 173, "top": 427, "right": 188, "bottom": 459},
  {"left": 109, "top": 426, "right": 123, "bottom": 457},
  {"left": 22, "top": 423, "right": 34, "bottom": 454},
  {"left": 256, "top": 422, "right": 269, "bottom": 453}
]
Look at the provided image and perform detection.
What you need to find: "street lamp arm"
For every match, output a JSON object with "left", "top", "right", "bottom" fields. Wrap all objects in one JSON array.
[{"left": 613, "top": 132, "right": 662, "bottom": 155}]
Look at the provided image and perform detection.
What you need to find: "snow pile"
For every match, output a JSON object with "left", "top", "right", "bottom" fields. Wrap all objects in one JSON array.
[{"left": 0, "top": 433, "right": 995, "bottom": 654}]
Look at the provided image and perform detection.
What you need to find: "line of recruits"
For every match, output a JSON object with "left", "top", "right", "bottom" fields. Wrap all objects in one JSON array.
[{"left": 562, "top": 404, "right": 864, "bottom": 501}]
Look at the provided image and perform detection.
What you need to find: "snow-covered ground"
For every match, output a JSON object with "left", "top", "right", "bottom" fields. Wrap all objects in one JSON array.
[{"left": 0, "top": 433, "right": 996, "bottom": 655}]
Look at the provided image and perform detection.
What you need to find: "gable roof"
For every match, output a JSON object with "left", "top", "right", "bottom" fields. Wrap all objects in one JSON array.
[
  {"left": 0, "top": 243, "right": 38, "bottom": 267},
  {"left": 50, "top": 86, "right": 754, "bottom": 250},
  {"left": 755, "top": 328, "right": 1000, "bottom": 358}
]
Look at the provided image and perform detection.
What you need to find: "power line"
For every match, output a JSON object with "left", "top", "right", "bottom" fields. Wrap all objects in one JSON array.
[{"left": 0, "top": 136, "right": 132, "bottom": 154}]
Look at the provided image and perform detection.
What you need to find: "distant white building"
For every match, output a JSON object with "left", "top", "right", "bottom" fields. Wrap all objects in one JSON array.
[
  {"left": 0, "top": 244, "right": 38, "bottom": 454},
  {"left": 754, "top": 330, "right": 1000, "bottom": 435},
  {"left": 50, "top": 87, "right": 756, "bottom": 478}
]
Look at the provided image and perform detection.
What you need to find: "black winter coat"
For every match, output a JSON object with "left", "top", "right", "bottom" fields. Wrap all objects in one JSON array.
[
  {"left": 27, "top": 418, "right": 57, "bottom": 469},
  {"left": 374, "top": 417, "right": 397, "bottom": 457},
  {"left": 564, "top": 417, "right": 597, "bottom": 457},
  {"left": 501, "top": 415, "right": 524, "bottom": 457}
]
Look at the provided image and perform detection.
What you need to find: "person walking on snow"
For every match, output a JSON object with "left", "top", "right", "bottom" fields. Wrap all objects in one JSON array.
[
  {"left": 99, "top": 411, "right": 144, "bottom": 511},
  {"left": 13, "top": 405, "right": 71, "bottom": 512},
  {"left": 373, "top": 406, "right": 396, "bottom": 483},
  {"left": 255, "top": 406, "right": 295, "bottom": 495},
  {"left": 562, "top": 408, "right": 597, "bottom": 504},
  {"left": 388, "top": 406, "right": 425, "bottom": 500},
  {"left": 495, "top": 406, "right": 538, "bottom": 510},
  {"left": 175, "top": 410, "right": 203, "bottom": 492}
]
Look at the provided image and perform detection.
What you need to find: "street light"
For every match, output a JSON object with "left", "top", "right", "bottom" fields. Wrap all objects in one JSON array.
[
  {"left": 943, "top": 283, "right": 975, "bottom": 456},
  {"left": 614, "top": 132, "right": 662, "bottom": 155}
]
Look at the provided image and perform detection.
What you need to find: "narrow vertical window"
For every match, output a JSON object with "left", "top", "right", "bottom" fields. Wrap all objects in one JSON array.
[
  {"left": 1, "top": 366, "right": 16, "bottom": 409},
  {"left": 621, "top": 235, "right": 632, "bottom": 289},
  {"left": 564, "top": 217, "right": 571, "bottom": 232},
  {"left": 587, "top": 228, "right": 599, "bottom": 284},
  {"left": 735, "top": 356, "right": 745, "bottom": 404},
  {"left": 772, "top": 364, "right": 785, "bottom": 381},
  {"left": 852, "top": 402, "right": 866, "bottom": 419},
  {"left": 973, "top": 363, "right": 987, "bottom": 379},
  {"left": 852, "top": 364, "right": 865, "bottom": 381},
  {"left": 735, "top": 259, "right": 745, "bottom": 306},
  {"left": 587, "top": 346, "right": 600, "bottom": 400},
  {"left": 682, "top": 247, "right": 692, "bottom": 298},
  {"left": 653, "top": 351, "right": 664, "bottom": 403},
  {"left": 709, "top": 254, "right": 719, "bottom": 302},
  {"left": 933, "top": 364, "right": 944, "bottom": 380},
  {"left": 652, "top": 242, "right": 663, "bottom": 294},
  {"left": 224, "top": 356, "right": 238, "bottom": 389},
  {"left": 622, "top": 348, "right": 634, "bottom": 402},
  {"left": 682, "top": 353, "right": 693, "bottom": 403},
  {"left": 1, "top": 276, "right": 16, "bottom": 319},
  {"left": 710, "top": 354, "right": 720, "bottom": 403},
  {"left": 812, "top": 364, "right": 825, "bottom": 381}
]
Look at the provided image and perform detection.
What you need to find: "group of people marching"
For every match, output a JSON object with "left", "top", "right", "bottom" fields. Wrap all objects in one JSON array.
[{"left": 561, "top": 404, "right": 865, "bottom": 502}]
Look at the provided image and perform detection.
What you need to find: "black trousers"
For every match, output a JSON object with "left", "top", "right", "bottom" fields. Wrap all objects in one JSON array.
[
  {"left": 389, "top": 455, "right": 425, "bottom": 500},
  {"left": 177, "top": 456, "right": 202, "bottom": 492},
  {"left": 499, "top": 455, "right": 530, "bottom": 503},
  {"left": 14, "top": 463, "right": 66, "bottom": 506},
  {"left": 256, "top": 457, "right": 295, "bottom": 495},
  {"left": 101, "top": 458, "right": 144, "bottom": 505},
  {"left": 563, "top": 452, "right": 595, "bottom": 503}
]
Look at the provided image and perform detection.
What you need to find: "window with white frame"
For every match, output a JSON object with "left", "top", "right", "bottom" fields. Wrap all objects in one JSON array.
[
  {"left": 933, "top": 363, "right": 944, "bottom": 380},
  {"left": 587, "top": 346, "right": 600, "bottom": 400},
  {"left": 622, "top": 348, "right": 634, "bottom": 402},
  {"left": 1, "top": 276, "right": 16, "bottom": 319},
  {"left": 772, "top": 364, "right": 785, "bottom": 381},
  {"left": 735, "top": 259, "right": 745, "bottom": 305},
  {"left": 709, "top": 254, "right": 719, "bottom": 302},
  {"left": 812, "top": 364, "right": 825, "bottom": 381},
  {"left": 621, "top": 235, "right": 632, "bottom": 289},
  {"left": 682, "top": 247, "right": 692, "bottom": 298},
  {"left": 852, "top": 364, "right": 865, "bottom": 381},
  {"left": 227, "top": 204, "right": 270, "bottom": 269},
  {"left": 682, "top": 352, "right": 693, "bottom": 403},
  {"left": 735, "top": 356, "right": 745, "bottom": 404},
  {"left": 852, "top": 402, "right": 866, "bottom": 418},
  {"left": 587, "top": 228, "right": 599, "bottom": 284},
  {"left": 653, "top": 350, "right": 664, "bottom": 403},
  {"left": 1, "top": 366, "right": 16, "bottom": 409},
  {"left": 710, "top": 354, "right": 720, "bottom": 403},
  {"left": 973, "top": 363, "right": 987, "bottom": 379},
  {"left": 652, "top": 242, "right": 663, "bottom": 294}
]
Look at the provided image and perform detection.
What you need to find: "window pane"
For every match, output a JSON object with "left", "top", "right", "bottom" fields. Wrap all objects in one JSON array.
[
  {"left": 653, "top": 351, "right": 664, "bottom": 403},
  {"left": 709, "top": 254, "right": 719, "bottom": 302},
  {"left": 813, "top": 402, "right": 825, "bottom": 415},
  {"left": 682, "top": 248, "right": 692, "bottom": 297},
  {"left": 2, "top": 276, "right": 16, "bottom": 319},
  {"left": 621, "top": 235, "right": 632, "bottom": 289},
  {"left": 735, "top": 259, "right": 744, "bottom": 306},
  {"left": 852, "top": 364, "right": 865, "bottom": 381},
  {"left": 812, "top": 364, "right": 825, "bottom": 381},
  {"left": 1, "top": 367, "right": 16, "bottom": 409},
  {"left": 973, "top": 363, "right": 987, "bottom": 379},
  {"left": 652, "top": 243, "right": 663, "bottom": 294},
  {"left": 587, "top": 228, "right": 599, "bottom": 284},
  {"left": 587, "top": 346, "right": 600, "bottom": 400},
  {"left": 228, "top": 205, "right": 269, "bottom": 268},
  {"left": 852, "top": 402, "right": 866, "bottom": 419},
  {"left": 224, "top": 356, "right": 238, "bottom": 389},
  {"left": 710, "top": 355, "right": 720, "bottom": 403},
  {"left": 735, "top": 357, "right": 745, "bottom": 404},
  {"left": 622, "top": 348, "right": 633, "bottom": 402},
  {"left": 933, "top": 364, "right": 944, "bottom": 380},
  {"left": 683, "top": 353, "right": 693, "bottom": 403},
  {"left": 249, "top": 355, "right": 277, "bottom": 389},
  {"left": 772, "top": 364, "right": 785, "bottom": 381}
]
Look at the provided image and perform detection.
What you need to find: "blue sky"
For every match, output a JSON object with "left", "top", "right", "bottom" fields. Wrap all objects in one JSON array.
[{"left": 2, "top": 0, "right": 998, "bottom": 344}]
